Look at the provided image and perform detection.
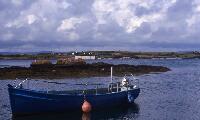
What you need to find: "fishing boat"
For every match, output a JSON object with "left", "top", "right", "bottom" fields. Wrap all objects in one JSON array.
[{"left": 8, "top": 67, "right": 140, "bottom": 117}]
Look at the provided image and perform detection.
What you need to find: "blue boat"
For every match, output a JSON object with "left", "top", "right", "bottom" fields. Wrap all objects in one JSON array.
[{"left": 8, "top": 68, "right": 140, "bottom": 117}]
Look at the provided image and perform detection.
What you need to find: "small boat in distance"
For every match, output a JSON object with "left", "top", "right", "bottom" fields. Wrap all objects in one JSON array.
[{"left": 8, "top": 67, "right": 140, "bottom": 117}]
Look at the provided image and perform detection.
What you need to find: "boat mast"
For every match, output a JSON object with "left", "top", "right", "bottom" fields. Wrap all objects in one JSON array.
[{"left": 111, "top": 66, "right": 113, "bottom": 83}]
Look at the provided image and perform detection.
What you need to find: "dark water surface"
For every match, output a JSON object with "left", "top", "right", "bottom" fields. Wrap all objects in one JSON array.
[{"left": 1, "top": 59, "right": 200, "bottom": 120}]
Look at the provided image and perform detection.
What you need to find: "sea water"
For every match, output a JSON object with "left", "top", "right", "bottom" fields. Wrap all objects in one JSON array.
[{"left": 0, "top": 59, "right": 200, "bottom": 120}]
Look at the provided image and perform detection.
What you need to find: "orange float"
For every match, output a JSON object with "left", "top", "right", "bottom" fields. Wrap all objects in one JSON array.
[{"left": 82, "top": 100, "right": 92, "bottom": 113}]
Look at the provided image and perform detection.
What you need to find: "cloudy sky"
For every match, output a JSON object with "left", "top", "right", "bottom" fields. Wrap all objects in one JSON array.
[{"left": 0, "top": 0, "right": 200, "bottom": 52}]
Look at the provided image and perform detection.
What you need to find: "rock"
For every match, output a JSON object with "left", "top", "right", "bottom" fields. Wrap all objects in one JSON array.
[{"left": 0, "top": 62, "right": 170, "bottom": 79}]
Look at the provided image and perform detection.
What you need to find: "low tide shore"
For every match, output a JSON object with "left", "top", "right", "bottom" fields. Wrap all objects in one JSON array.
[{"left": 0, "top": 62, "right": 170, "bottom": 79}]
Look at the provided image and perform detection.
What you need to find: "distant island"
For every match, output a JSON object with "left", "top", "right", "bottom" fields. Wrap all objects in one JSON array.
[
  {"left": 0, "top": 62, "right": 170, "bottom": 79},
  {"left": 0, "top": 51, "right": 200, "bottom": 60},
  {"left": 0, "top": 52, "right": 173, "bottom": 79}
]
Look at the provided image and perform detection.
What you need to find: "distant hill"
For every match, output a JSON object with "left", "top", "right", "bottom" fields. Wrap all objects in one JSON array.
[{"left": 0, "top": 51, "right": 53, "bottom": 55}]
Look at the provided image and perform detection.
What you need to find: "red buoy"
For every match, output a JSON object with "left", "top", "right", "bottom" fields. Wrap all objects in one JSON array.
[{"left": 82, "top": 100, "right": 92, "bottom": 113}]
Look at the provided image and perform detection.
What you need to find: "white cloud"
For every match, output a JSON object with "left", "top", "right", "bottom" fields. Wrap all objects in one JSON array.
[
  {"left": 2, "top": 0, "right": 200, "bottom": 52},
  {"left": 5, "top": 19, "right": 23, "bottom": 28},
  {"left": 186, "top": 16, "right": 196, "bottom": 27},
  {"left": 186, "top": 1, "right": 200, "bottom": 29},
  {"left": 26, "top": 14, "right": 38, "bottom": 24},
  {"left": 5, "top": 0, "right": 71, "bottom": 28},
  {"left": 11, "top": 0, "right": 22, "bottom": 6},
  {"left": 57, "top": 17, "right": 87, "bottom": 31},
  {"left": 59, "top": 1, "right": 71, "bottom": 9},
  {"left": 4, "top": 14, "right": 38, "bottom": 28},
  {"left": 92, "top": 0, "right": 176, "bottom": 33}
]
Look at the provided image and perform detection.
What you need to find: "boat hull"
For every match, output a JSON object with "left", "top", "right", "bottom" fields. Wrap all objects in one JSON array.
[{"left": 8, "top": 84, "right": 140, "bottom": 116}]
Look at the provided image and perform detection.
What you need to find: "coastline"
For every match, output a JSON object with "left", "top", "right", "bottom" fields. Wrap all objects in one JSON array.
[{"left": 1, "top": 51, "right": 200, "bottom": 60}]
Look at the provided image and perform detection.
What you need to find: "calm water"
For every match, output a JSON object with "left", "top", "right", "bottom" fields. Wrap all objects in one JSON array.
[{"left": 1, "top": 59, "right": 200, "bottom": 120}]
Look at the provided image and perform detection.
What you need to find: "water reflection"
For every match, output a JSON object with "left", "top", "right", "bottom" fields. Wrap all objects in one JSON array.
[{"left": 12, "top": 103, "right": 139, "bottom": 120}]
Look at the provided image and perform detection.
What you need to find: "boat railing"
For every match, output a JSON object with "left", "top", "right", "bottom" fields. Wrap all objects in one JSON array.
[
  {"left": 108, "top": 82, "right": 121, "bottom": 93},
  {"left": 14, "top": 78, "right": 30, "bottom": 89},
  {"left": 13, "top": 78, "right": 108, "bottom": 94},
  {"left": 13, "top": 75, "right": 139, "bottom": 94}
]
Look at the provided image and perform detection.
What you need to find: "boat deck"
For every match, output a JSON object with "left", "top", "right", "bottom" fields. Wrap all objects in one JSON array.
[
  {"left": 48, "top": 88, "right": 113, "bottom": 95},
  {"left": 47, "top": 85, "right": 134, "bottom": 95}
]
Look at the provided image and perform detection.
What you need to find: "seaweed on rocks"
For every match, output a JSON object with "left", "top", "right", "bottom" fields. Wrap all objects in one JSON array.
[{"left": 0, "top": 62, "right": 170, "bottom": 79}]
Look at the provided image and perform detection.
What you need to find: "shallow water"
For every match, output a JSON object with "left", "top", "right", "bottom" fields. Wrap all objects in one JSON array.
[{"left": 1, "top": 59, "right": 200, "bottom": 120}]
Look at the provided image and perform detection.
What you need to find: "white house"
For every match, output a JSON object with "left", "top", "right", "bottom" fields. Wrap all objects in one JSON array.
[{"left": 75, "top": 56, "right": 96, "bottom": 60}]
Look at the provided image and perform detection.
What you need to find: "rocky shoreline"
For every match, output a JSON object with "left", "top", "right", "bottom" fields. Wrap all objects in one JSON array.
[{"left": 0, "top": 62, "right": 170, "bottom": 79}]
